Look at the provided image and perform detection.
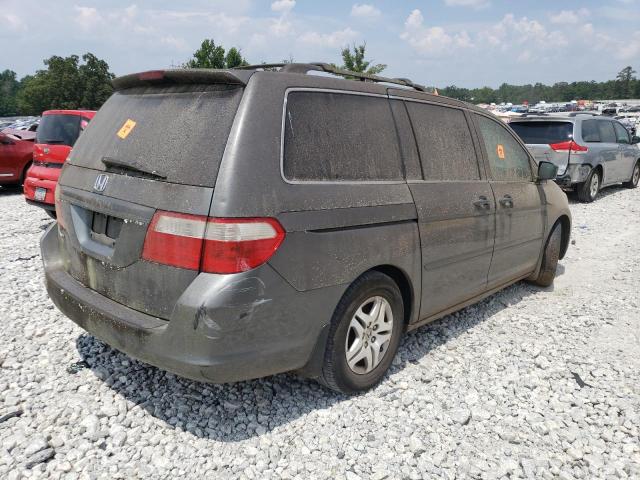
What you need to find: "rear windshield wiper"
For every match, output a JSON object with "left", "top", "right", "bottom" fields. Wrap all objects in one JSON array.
[{"left": 101, "top": 156, "right": 167, "bottom": 180}]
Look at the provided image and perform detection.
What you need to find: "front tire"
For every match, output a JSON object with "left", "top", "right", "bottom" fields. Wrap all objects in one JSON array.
[
  {"left": 529, "top": 223, "right": 562, "bottom": 287},
  {"left": 319, "top": 271, "right": 404, "bottom": 394},
  {"left": 577, "top": 168, "right": 600, "bottom": 203},
  {"left": 623, "top": 161, "right": 640, "bottom": 189}
]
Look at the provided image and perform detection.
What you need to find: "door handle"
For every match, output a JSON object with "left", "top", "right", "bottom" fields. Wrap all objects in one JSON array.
[
  {"left": 499, "top": 194, "right": 513, "bottom": 208},
  {"left": 473, "top": 196, "right": 491, "bottom": 209}
]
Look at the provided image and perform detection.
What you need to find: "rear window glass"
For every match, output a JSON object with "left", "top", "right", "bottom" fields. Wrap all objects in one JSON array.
[
  {"left": 406, "top": 102, "right": 479, "bottom": 181},
  {"left": 283, "top": 91, "right": 403, "bottom": 181},
  {"left": 68, "top": 84, "right": 243, "bottom": 187},
  {"left": 509, "top": 121, "right": 573, "bottom": 144},
  {"left": 36, "top": 114, "right": 81, "bottom": 147}
]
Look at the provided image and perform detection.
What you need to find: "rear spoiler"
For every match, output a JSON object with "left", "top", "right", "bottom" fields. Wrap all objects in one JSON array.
[{"left": 112, "top": 69, "right": 254, "bottom": 90}]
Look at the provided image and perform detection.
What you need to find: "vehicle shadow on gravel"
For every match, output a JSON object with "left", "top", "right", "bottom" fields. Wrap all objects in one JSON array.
[
  {"left": 0, "top": 185, "right": 23, "bottom": 196},
  {"left": 75, "top": 281, "right": 544, "bottom": 442},
  {"left": 567, "top": 184, "right": 628, "bottom": 204}
]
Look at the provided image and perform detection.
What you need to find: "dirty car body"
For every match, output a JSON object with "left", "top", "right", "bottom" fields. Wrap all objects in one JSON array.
[{"left": 41, "top": 66, "right": 572, "bottom": 391}]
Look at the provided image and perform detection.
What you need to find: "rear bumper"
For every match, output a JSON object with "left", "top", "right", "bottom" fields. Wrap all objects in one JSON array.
[
  {"left": 41, "top": 223, "right": 339, "bottom": 383},
  {"left": 555, "top": 163, "right": 592, "bottom": 188},
  {"left": 24, "top": 165, "right": 60, "bottom": 206}
]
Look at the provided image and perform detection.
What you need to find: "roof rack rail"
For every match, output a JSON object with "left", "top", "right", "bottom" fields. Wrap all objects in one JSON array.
[{"left": 233, "top": 62, "right": 427, "bottom": 92}]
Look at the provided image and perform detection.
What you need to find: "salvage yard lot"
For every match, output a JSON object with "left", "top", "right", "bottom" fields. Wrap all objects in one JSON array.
[{"left": 0, "top": 185, "right": 639, "bottom": 479}]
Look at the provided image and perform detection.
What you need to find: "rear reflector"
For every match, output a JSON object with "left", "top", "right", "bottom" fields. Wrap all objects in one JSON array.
[
  {"left": 549, "top": 140, "right": 588, "bottom": 153},
  {"left": 142, "top": 212, "right": 285, "bottom": 273}
]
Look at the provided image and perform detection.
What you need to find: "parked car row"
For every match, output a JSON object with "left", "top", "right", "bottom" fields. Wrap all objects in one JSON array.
[{"left": 0, "top": 110, "right": 95, "bottom": 217}]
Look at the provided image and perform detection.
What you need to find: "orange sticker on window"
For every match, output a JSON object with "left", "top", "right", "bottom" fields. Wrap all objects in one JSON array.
[
  {"left": 117, "top": 119, "right": 136, "bottom": 139},
  {"left": 496, "top": 144, "right": 505, "bottom": 159}
]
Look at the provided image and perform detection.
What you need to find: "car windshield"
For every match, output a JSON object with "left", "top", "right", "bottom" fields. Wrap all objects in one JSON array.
[
  {"left": 36, "top": 114, "right": 81, "bottom": 147},
  {"left": 510, "top": 121, "right": 573, "bottom": 144}
]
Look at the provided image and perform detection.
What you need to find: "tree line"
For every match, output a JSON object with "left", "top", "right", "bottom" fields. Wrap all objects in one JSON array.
[
  {"left": 440, "top": 67, "right": 639, "bottom": 105},
  {"left": 1, "top": 40, "right": 638, "bottom": 117}
]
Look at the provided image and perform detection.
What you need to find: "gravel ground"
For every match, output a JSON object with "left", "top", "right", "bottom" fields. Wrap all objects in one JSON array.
[{"left": 0, "top": 184, "right": 639, "bottom": 480}]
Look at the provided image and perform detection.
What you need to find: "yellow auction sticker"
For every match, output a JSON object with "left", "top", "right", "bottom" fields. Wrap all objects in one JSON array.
[
  {"left": 496, "top": 144, "right": 505, "bottom": 160},
  {"left": 117, "top": 119, "right": 136, "bottom": 139}
]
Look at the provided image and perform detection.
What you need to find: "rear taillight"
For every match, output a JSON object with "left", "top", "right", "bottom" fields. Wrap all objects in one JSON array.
[
  {"left": 549, "top": 140, "right": 588, "bottom": 153},
  {"left": 142, "top": 212, "right": 285, "bottom": 274}
]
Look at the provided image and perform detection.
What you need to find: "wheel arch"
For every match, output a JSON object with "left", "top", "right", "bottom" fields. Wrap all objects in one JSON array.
[
  {"left": 369, "top": 264, "right": 415, "bottom": 327},
  {"left": 556, "top": 215, "right": 571, "bottom": 260}
]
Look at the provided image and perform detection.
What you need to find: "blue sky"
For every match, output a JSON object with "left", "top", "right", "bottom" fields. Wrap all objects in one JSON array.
[{"left": 1, "top": 0, "right": 639, "bottom": 88}]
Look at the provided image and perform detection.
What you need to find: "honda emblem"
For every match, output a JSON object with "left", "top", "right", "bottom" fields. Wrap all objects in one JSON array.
[{"left": 93, "top": 174, "right": 109, "bottom": 192}]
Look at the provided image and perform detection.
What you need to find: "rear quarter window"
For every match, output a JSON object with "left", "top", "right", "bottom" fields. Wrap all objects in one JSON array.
[
  {"left": 69, "top": 84, "right": 243, "bottom": 187},
  {"left": 581, "top": 120, "right": 601, "bottom": 142},
  {"left": 283, "top": 91, "right": 403, "bottom": 182}
]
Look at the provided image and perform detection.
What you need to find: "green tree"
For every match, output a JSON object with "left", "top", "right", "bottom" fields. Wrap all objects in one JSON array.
[
  {"left": 338, "top": 43, "right": 386, "bottom": 75},
  {"left": 16, "top": 53, "right": 114, "bottom": 115},
  {"left": 616, "top": 66, "right": 637, "bottom": 98},
  {"left": 0, "top": 70, "right": 20, "bottom": 116},
  {"left": 184, "top": 39, "right": 248, "bottom": 69}
]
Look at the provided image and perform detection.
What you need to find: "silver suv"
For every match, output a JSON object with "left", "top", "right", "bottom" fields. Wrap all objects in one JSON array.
[{"left": 510, "top": 115, "right": 640, "bottom": 202}]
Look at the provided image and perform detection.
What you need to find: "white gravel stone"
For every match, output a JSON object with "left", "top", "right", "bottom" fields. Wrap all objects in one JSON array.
[{"left": 0, "top": 184, "right": 640, "bottom": 478}]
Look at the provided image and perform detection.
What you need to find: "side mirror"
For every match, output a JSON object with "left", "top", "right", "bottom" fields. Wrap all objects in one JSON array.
[
  {"left": 631, "top": 135, "right": 640, "bottom": 145},
  {"left": 537, "top": 161, "right": 558, "bottom": 181}
]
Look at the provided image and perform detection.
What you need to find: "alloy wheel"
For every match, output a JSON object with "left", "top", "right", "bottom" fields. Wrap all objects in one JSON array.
[
  {"left": 345, "top": 296, "right": 394, "bottom": 374},
  {"left": 590, "top": 173, "right": 600, "bottom": 198}
]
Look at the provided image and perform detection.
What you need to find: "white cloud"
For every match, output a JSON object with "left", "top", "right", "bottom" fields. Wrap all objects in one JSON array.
[
  {"left": 271, "top": 0, "right": 295, "bottom": 13},
  {"left": 1, "top": 13, "right": 26, "bottom": 31},
  {"left": 401, "top": 9, "right": 473, "bottom": 55},
  {"left": 351, "top": 4, "right": 381, "bottom": 19},
  {"left": 160, "top": 35, "right": 189, "bottom": 51},
  {"left": 444, "top": 0, "right": 490, "bottom": 9},
  {"left": 549, "top": 9, "right": 590, "bottom": 25},
  {"left": 74, "top": 6, "right": 102, "bottom": 30},
  {"left": 299, "top": 28, "right": 358, "bottom": 47}
]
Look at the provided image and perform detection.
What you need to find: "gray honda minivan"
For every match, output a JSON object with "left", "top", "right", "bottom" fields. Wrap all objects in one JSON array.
[{"left": 41, "top": 64, "right": 571, "bottom": 393}]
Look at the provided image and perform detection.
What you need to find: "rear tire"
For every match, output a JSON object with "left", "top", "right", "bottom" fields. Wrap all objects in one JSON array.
[
  {"left": 623, "top": 161, "right": 640, "bottom": 189},
  {"left": 577, "top": 168, "right": 600, "bottom": 203},
  {"left": 529, "top": 223, "right": 561, "bottom": 287},
  {"left": 318, "top": 271, "right": 404, "bottom": 394}
]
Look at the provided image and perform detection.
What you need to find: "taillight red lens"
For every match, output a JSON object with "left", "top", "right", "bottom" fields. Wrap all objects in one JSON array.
[
  {"left": 549, "top": 140, "right": 588, "bottom": 153},
  {"left": 142, "top": 212, "right": 285, "bottom": 274},
  {"left": 142, "top": 211, "right": 207, "bottom": 270},
  {"left": 201, "top": 218, "right": 286, "bottom": 274}
]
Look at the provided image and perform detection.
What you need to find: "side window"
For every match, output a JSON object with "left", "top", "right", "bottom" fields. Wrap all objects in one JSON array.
[
  {"left": 613, "top": 122, "right": 630, "bottom": 144},
  {"left": 581, "top": 120, "right": 601, "bottom": 142},
  {"left": 406, "top": 102, "right": 480, "bottom": 181},
  {"left": 283, "top": 91, "right": 403, "bottom": 181},
  {"left": 597, "top": 121, "right": 617, "bottom": 144},
  {"left": 475, "top": 115, "right": 532, "bottom": 182}
]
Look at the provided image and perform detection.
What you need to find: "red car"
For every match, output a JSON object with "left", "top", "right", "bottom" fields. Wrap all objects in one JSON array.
[
  {"left": 24, "top": 110, "right": 95, "bottom": 215},
  {"left": 0, "top": 128, "right": 36, "bottom": 186}
]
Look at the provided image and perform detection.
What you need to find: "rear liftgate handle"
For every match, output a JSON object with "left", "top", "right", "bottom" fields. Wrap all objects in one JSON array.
[
  {"left": 499, "top": 194, "right": 514, "bottom": 208},
  {"left": 473, "top": 195, "right": 491, "bottom": 209}
]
